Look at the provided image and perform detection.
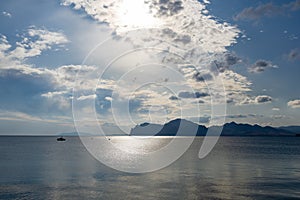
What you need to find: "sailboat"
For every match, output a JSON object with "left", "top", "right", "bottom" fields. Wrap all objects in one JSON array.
[{"left": 57, "top": 136, "right": 66, "bottom": 141}]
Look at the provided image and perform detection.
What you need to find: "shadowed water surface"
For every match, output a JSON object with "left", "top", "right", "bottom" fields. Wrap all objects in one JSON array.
[{"left": 0, "top": 136, "right": 299, "bottom": 199}]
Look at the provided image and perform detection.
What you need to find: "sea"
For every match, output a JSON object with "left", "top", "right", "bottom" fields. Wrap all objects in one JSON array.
[{"left": 0, "top": 136, "right": 299, "bottom": 200}]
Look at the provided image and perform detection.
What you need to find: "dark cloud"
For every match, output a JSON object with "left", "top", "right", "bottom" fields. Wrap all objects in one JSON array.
[
  {"left": 235, "top": 1, "right": 300, "bottom": 21},
  {"left": 287, "top": 48, "right": 300, "bottom": 61},
  {"left": 255, "top": 95, "right": 272, "bottom": 103},
  {"left": 192, "top": 114, "right": 262, "bottom": 122},
  {"left": 212, "top": 53, "right": 242, "bottom": 73},
  {"left": 158, "top": 29, "right": 192, "bottom": 45},
  {"left": 226, "top": 114, "right": 265, "bottom": 119},
  {"left": 227, "top": 114, "right": 248, "bottom": 119},
  {"left": 248, "top": 60, "right": 277, "bottom": 73},
  {"left": 226, "top": 98, "right": 234, "bottom": 104},
  {"left": 198, "top": 100, "right": 205, "bottom": 104},
  {"left": 162, "top": 28, "right": 177, "bottom": 38},
  {"left": 225, "top": 53, "right": 241, "bottom": 66},
  {"left": 193, "top": 71, "right": 213, "bottom": 82},
  {"left": 241, "top": 95, "right": 272, "bottom": 105},
  {"left": 169, "top": 95, "right": 179, "bottom": 100},
  {"left": 178, "top": 91, "right": 209, "bottom": 99},
  {"left": 173, "top": 34, "right": 191, "bottom": 44},
  {"left": 149, "top": 0, "right": 184, "bottom": 17},
  {"left": 58, "top": 65, "right": 95, "bottom": 75}
]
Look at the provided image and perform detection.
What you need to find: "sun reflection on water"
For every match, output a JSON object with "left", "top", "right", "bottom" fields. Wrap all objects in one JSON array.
[{"left": 108, "top": 136, "right": 172, "bottom": 154}]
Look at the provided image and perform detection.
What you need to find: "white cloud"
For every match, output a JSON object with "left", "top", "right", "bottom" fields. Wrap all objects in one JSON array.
[
  {"left": 2, "top": 11, "right": 12, "bottom": 18},
  {"left": 0, "top": 28, "right": 79, "bottom": 119},
  {"left": 202, "top": 0, "right": 210, "bottom": 4},
  {"left": 104, "top": 96, "right": 113, "bottom": 101},
  {"left": 61, "top": 0, "right": 240, "bottom": 54},
  {"left": 287, "top": 99, "right": 300, "bottom": 108},
  {"left": 0, "top": 35, "right": 12, "bottom": 58},
  {"left": 54, "top": 64, "right": 98, "bottom": 91},
  {"left": 241, "top": 95, "right": 273, "bottom": 105},
  {"left": 255, "top": 95, "right": 272, "bottom": 103},
  {"left": 61, "top": 0, "right": 270, "bottom": 111},
  {"left": 0, "top": 111, "right": 44, "bottom": 122},
  {"left": 41, "top": 91, "right": 69, "bottom": 98},
  {"left": 0, "top": 63, "right": 98, "bottom": 118},
  {"left": 0, "top": 26, "right": 68, "bottom": 73},
  {"left": 7, "top": 26, "right": 68, "bottom": 60},
  {"left": 77, "top": 94, "right": 97, "bottom": 101},
  {"left": 271, "top": 114, "right": 286, "bottom": 119},
  {"left": 248, "top": 60, "right": 278, "bottom": 73},
  {"left": 218, "top": 70, "right": 252, "bottom": 104}
]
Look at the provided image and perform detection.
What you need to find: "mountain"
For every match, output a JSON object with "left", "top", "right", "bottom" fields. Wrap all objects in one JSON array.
[
  {"left": 219, "top": 122, "right": 293, "bottom": 136},
  {"left": 131, "top": 119, "right": 207, "bottom": 136},
  {"left": 278, "top": 126, "right": 300, "bottom": 134},
  {"left": 56, "top": 132, "right": 98, "bottom": 136},
  {"left": 130, "top": 119, "right": 295, "bottom": 136},
  {"left": 56, "top": 132, "right": 78, "bottom": 136}
]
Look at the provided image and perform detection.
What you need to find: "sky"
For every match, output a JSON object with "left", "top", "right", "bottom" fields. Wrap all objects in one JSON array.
[{"left": 0, "top": 0, "right": 299, "bottom": 135}]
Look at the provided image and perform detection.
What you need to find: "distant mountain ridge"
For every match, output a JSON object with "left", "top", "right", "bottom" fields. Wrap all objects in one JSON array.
[
  {"left": 279, "top": 126, "right": 300, "bottom": 134},
  {"left": 130, "top": 119, "right": 297, "bottom": 136},
  {"left": 56, "top": 132, "right": 98, "bottom": 136}
]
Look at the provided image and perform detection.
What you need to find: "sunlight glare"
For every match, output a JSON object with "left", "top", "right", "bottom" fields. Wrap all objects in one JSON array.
[{"left": 116, "top": 0, "right": 162, "bottom": 32}]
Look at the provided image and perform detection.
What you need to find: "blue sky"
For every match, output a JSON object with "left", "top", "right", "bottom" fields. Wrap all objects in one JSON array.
[{"left": 0, "top": 0, "right": 299, "bottom": 135}]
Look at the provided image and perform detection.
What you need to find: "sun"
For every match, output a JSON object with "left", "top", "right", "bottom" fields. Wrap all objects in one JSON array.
[{"left": 116, "top": 0, "right": 162, "bottom": 32}]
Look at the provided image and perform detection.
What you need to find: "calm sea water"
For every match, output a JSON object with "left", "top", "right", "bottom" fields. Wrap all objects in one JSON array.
[{"left": 0, "top": 136, "right": 299, "bottom": 200}]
